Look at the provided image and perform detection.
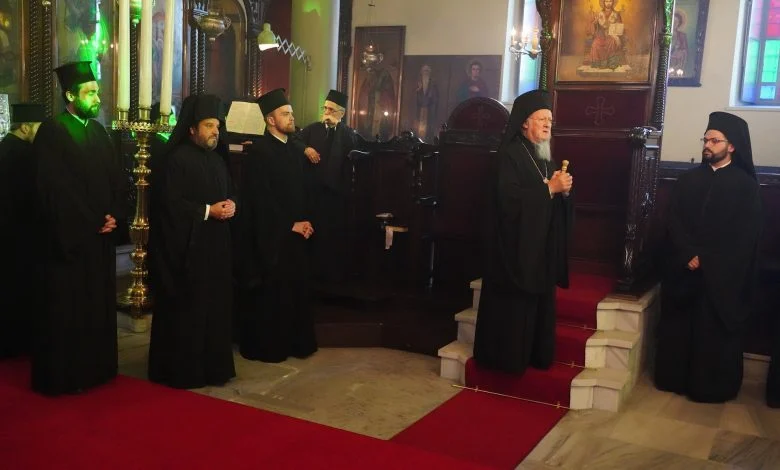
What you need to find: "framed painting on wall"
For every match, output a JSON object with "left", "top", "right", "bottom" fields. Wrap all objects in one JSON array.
[
  {"left": 668, "top": 0, "right": 709, "bottom": 87},
  {"left": 399, "top": 55, "right": 502, "bottom": 143},
  {"left": 350, "top": 26, "right": 405, "bottom": 141},
  {"left": 556, "top": 0, "right": 657, "bottom": 83}
]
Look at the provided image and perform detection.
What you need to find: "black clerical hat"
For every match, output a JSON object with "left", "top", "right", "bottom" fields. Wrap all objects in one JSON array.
[
  {"left": 256, "top": 88, "right": 289, "bottom": 116},
  {"left": 325, "top": 89, "right": 348, "bottom": 109},
  {"left": 706, "top": 111, "right": 756, "bottom": 180},
  {"left": 54, "top": 61, "right": 97, "bottom": 91},
  {"left": 191, "top": 94, "right": 223, "bottom": 122},
  {"left": 10, "top": 103, "right": 46, "bottom": 123},
  {"left": 501, "top": 90, "right": 552, "bottom": 148}
]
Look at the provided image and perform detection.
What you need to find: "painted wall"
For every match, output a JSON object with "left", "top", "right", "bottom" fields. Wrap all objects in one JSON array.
[
  {"left": 350, "top": 0, "right": 509, "bottom": 106},
  {"left": 662, "top": 0, "right": 780, "bottom": 167},
  {"left": 289, "top": 0, "right": 339, "bottom": 125}
]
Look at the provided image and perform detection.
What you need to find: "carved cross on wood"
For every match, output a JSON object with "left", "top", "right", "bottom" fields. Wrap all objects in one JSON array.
[
  {"left": 471, "top": 106, "right": 491, "bottom": 128},
  {"left": 585, "top": 96, "right": 616, "bottom": 126}
]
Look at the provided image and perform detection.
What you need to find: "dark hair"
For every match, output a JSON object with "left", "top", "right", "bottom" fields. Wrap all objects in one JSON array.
[
  {"left": 61, "top": 83, "right": 84, "bottom": 104},
  {"left": 470, "top": 60, "right": 482, "bottom": 70}
]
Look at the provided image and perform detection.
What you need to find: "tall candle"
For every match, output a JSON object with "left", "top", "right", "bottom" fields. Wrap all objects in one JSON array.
[
  {"left": 159, "top": 0, "right": 175, "bottom": 117},
  {"left": 118, "top": 0, "right": 130, "bottom": 111},
  {"left": 139, "top": 0, "right": 153, "bottom": 110}
]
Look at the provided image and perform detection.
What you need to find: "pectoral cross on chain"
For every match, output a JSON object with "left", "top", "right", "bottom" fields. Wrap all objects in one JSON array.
[{"left": 585, "top": 96, "right": 615, "bottom": 126}]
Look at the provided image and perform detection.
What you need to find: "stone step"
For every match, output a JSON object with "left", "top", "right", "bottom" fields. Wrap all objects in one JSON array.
[
  {"left": 596, "top": 285, "right": 660, "bottom": 333},
  {"left": 438, "top": 340, "right": 633, "bottom": 412},
  {"left": 570, "top": 367, "right": 634, "bottom": 412},
  {"left": 455, "top": 308, "right": 641, "bottom": 372}
]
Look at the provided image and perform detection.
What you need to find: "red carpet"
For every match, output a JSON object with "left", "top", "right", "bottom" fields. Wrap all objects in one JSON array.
[
  {"left": 467, "top": 273, "right": 614, "bottom": 406},
  {"left": 392, "top": 390, "right": 566, "bottom": 469},
  {"left": 0, "top": 359, "right": 493, "bottom": 470}
]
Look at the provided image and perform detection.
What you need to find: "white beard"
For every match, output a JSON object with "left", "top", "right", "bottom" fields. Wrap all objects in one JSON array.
[{"left": 534, "top": 140, "right": 552, "bottom": 161}]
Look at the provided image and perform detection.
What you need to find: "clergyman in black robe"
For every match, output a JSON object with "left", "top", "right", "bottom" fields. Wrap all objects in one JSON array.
[
  {"left": 32, "top": 62, "right": 128, "bottom": 395},
  {"left": 295, "top": 89, "right": 358, "bottom": 284},
  {"left": 236, "top": 88, "right": 318, "bottom": 363},
  {"left": 0, "top": 103, "right": 46, "bottom": 358},
  {"left": 654, "top": 111, "right": 762, "bottom": 403},
  {"left": 473, "top": 90, "right": 573, "bottom": 375},
  {"left": 147, "top": 94, "right": 236, "bottom": 389}
]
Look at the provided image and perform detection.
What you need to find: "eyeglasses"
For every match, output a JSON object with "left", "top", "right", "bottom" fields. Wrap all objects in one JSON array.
[
  {"left": 322, "top": 106, "right": 344, "bottom": 115},
  {"left": 700, "top": 137, "right": 728, "bottom": 145}
]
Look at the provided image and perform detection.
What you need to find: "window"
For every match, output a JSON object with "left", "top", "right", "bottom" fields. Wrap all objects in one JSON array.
[{"left": 740, "top": 0, "right": 780, "bottom": 105}]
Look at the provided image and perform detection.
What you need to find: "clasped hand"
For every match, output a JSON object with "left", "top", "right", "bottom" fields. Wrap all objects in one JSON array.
[
  {"left": 305, "top": 147, "right": 321, "bottom": 164},
  {"left": 292, "top": 221, "right": 314, "bottom": 239},
  {"left": 547, "top": 170, "right": 573, "bottom": 194},
  {"left": 98, "top": 214, "right": 117, "bottom": 234},
  {"left": 209, "top": 199, "right": 236, "bottom": 220}
]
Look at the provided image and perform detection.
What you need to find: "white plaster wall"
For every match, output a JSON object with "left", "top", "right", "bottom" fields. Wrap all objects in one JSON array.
[{"left": 662, "top": 0, "right": 780, "bottom": 166}]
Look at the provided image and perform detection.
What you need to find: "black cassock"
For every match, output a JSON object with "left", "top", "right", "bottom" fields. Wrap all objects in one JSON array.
[
  {"left": 32, "top": 113, "right": 127, "bottom": 395},
  {"left": 655, "top": 164, "right": 761, "bottom": 403},
  {"left": 473, "top": 136, "right": 571, "bottom": 374},
  {"left": 147, "top": 140, "right": 236, "bottom": 389},
  {"left": 0, "top": 134, "right": 39, "bottom": 358},
  {"left": 296, "top": 122, "right": 357, "bottom": 283},
  {"left": 235, "top": 134, "right": 317, "bottom": 363}
]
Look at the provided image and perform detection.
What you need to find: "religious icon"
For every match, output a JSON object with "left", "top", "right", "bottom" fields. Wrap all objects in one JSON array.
[{"left": 556, "top": 0, "right": 656, "bottom": 83}]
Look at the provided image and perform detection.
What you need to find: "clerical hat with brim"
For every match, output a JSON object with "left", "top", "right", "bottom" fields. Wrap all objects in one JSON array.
[
  {"left": 54, "top": 61, "right": 97, "bottom": 91},
  {"left": 256, "top": 88, "right": 290, "bottom": 116},
  {"left": 10, "top": 103, "right": 47, "bottom": 123},
  {"left": 325, "top": 89, "right": 348, "bottom": 109}
]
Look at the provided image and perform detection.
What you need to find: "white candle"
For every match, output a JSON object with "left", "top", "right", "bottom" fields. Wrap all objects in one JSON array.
[
  {"left": 160, "top": 0, "right": 175, "bottom": 117},
  {"left": 118, "top": 0, "right": 130, "bottom": 111},
  {"left": 531, "top": 28, "right": 539, "bottom": 50},
  {"left": 139, "top": 0, "right": 153, "bottom": 110}
]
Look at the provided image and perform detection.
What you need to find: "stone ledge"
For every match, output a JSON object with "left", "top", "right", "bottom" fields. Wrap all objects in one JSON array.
[
  {"left": 586, "top": 330, "right": 640, "bottom": 349},
  {"left": 470, "top": 278, "right": 482, "bottom": 291},
  {"left": 438, "top": 340, "right": 473, "bottom": 364},
  {"left": 454, "top": 308, "right": 478, "bottom": 324},
  {"left": 117, "top": 311, "right": 152, "bottom": 333},
  {"left": 571, "top": 367, "right": 630, "bottom": 390},
  {"left": 597, "top": 284, "right": 660, "bottom": 313}
]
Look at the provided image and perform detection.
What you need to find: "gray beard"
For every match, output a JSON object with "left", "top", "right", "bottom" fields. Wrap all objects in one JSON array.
[{"left": 534, "top": 140, "right": 552, "bottom": 161}]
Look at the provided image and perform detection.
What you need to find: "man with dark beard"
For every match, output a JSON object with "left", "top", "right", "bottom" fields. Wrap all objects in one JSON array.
[
  {"left": 655, "top": 112, "right": 762, "bottom": 403},
  {"left": 473, "top": 90, "right": 573, "bottom": 375},
  {"left": 296, "top": 89, "right": 357, "bottom": 284},
  {"left": 32, "top": 62, "right": 128, "bottom": 395},
  {"left": 147, "top": 94, "right": 236, "bottom": 389},
  {"left": 236, "top": 88, "right": 317, "bottom": 363},
  {"left": 0, "top": 103, "right": 45, "bottom": 358}
]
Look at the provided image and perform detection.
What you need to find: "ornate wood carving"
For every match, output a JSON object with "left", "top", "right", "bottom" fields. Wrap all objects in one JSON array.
[
  {"left": 651, "top": 0, "right": 675, "bottom": 129},
  {"left": 27, "top": 0, "right": 54, "bottom": 116},
  {"left": 617, "top": 127, "right": 662, "bottom": 292},
  {"left": 337, "top": 0, "right": 353, "bottom": 93},
  {"left": 243, "top": 0, "right": 271, "bottom": 97},
  {"left": 536, "top": 0, "right": 554, "bottom": 91}
]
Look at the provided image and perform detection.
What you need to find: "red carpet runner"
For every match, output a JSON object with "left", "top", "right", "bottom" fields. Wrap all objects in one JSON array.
[
  {"left": 0, "top": 359, "right": 490, "bottom": 470},
  {"left": 465, "top": 272, "right": 615, "bottom": 407}
]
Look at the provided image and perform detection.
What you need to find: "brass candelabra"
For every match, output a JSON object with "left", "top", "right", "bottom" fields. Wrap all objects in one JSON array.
[{"left": 113, "top": 107, "right": 171, "bottom": 316}]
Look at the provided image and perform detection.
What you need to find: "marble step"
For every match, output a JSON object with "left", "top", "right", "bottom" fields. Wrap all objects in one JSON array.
[
  {"left": 470, "top": 279, "right": 660, "bottom": 334},
  {"left": 438, "top": 340, "right": 633, "bottom": 412},
  {"left": 454, "top": 308, "right": 641, "bottom": 371}
]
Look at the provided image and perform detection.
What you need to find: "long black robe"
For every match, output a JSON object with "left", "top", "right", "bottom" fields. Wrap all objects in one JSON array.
[
  {"left": 236, "top": 133, "right": 317, "bottom": 363},
  {"left": 473, "top": 136, "right": 571, "bottom": 374},
  {"left": 0, "top": 134, "right": 39, "bottom": 358},
  {"left": 147, "top": 140, "right": 236, "bottom": 389},
  {"left": 32, "top": 112, "right": 127, "bottom": 395},
  {"left": 655, "top": 163, "right": 762, "bottom": 403},
  {"left": 297, "top": 122, "right": 357, "bottom": 283}
]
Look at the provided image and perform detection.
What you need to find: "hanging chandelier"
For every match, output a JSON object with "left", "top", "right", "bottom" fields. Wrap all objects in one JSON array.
[{"left": 360, "top": 2, "right": 383, "bottom": 72}]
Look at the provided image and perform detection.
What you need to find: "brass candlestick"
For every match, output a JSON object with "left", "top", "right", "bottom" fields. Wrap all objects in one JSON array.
[{"left": 113, "top": 107, "right": 171, "bottom": 317}]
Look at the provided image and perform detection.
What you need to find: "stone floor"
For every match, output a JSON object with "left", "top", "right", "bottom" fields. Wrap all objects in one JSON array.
[{"left": 118, "top": 329, "right": 780, "bottom": 469}]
